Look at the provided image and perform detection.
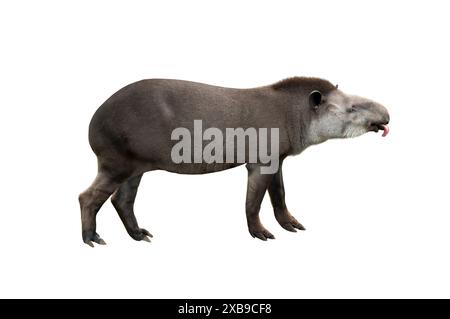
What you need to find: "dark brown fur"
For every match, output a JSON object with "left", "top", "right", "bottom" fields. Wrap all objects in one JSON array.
[{"left": 272, "top": 76, "right": 336, "bottom": 93}]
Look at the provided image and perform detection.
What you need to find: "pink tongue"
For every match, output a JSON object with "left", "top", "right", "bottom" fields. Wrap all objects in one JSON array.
[{"left": 381, "top": 124, "right": 389, "bottom": 137}]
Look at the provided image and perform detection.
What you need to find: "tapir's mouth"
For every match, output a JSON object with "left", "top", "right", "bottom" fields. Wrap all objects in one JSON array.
[{"left": 369, "top": 123, "right": 389, "bottom": 137}]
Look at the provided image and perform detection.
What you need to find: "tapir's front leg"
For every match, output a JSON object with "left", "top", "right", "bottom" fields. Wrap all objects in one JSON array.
[
  {"left": 268, "top": 162, "right": 305, "bottom": 232},
  {"left": 245, "top": 164, "right": 275, "bottom": 240}
]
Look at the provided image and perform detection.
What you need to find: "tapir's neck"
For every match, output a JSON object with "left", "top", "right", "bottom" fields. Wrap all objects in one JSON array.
[{"left": 284, "top": 101, "right": 314, "bottom": 155}]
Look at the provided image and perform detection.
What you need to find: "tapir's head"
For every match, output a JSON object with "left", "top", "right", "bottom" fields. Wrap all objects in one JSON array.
[{"left": 305, "top": 82, "right": 390, "bottom": 145}]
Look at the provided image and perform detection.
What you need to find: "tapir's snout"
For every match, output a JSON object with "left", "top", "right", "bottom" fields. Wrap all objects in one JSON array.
[{"left": 363, "top": 101, "right": 390, "bottom": 137}]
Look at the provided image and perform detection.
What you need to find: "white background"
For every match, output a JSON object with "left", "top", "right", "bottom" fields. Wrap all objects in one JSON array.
[{"left": 1, "top": 0, "right": 449, "bottom": 298}]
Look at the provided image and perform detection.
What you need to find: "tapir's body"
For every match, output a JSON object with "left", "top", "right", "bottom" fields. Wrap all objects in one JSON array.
[
  {"left": 80, "top": 77, "right": 390, "bottom": 246},
  {"left": 89, "top": 79, "right": 307, "bottom": 175}
]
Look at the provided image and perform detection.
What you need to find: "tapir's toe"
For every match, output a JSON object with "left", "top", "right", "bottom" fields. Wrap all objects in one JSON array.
[
  {"left": 275, "top": 211, "right": 306, "bottom": 232},
  {"left": 249, "top": 227, "right": 275, "bottom": 241},
  {"left": 141, "top": 228, "right": 153, "bottom": 238},
  {"left": 129, "top": 228, "right": 153, "bottom": 242},
  {"left": 281, "top": 223, "right": 297, "bottom": 232},
  {"left": 83, "top": 232, "right": 107, "bottom": 247},
  {"left": 280, "top": 221, "right": 305, "bottom": 232},
  {"left": 142, "top": 236, "right": 151, "bottom": 242},
  {"left": 84, "top": 240, "right": 94, "bottom": 248}
]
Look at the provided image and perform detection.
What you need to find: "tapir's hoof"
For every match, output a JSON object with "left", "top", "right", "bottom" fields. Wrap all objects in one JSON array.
[
  {"left": 129, "top": 228, "right": 153, "bottom": 242},
  {"left": 275, "top": 211, "right": 306, "bottom": 232},
  {"left": 280, "top": 221, "right": 306, "bottom": 232},
  {"left": 83, "top": 232, "right": 107, "bottom": 247},
  {"left": 249, "top": 227, "right": 275, "bottom": 241},
  {"left": 142, "top": 236, "right": 151, "bottom": 242}
]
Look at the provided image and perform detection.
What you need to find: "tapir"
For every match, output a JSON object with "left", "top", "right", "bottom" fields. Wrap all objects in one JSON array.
[{"left": 79, "top": 77, "right": 390, "bottom": 246}]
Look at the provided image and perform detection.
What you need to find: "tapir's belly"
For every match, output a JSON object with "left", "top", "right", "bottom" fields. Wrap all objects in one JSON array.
[{"left": 160, "top": 162, "right": 245, "bottom": 174}]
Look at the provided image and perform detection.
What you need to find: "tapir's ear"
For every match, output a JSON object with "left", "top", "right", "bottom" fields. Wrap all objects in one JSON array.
[{"left": 309, "top": 90, "right": 322, "bottom": 110}]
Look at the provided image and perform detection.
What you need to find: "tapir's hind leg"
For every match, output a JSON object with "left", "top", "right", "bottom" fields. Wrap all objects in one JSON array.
[
  {"left": 111, "top": 174, "right": 152, "bottom": 242},
  {"left": 79, "top": 169, "right": 129, "bottom": 247}
]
